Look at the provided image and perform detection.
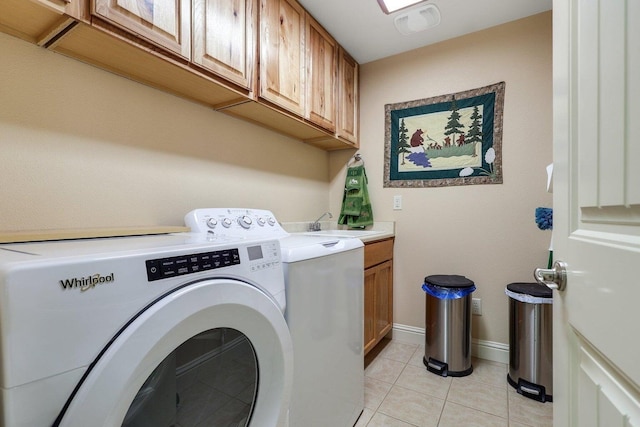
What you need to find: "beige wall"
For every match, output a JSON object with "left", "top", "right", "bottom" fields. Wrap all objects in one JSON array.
[
  {"left": 1, "top": 11, "right": 553, "bottom": 348},
  {"left": 330, "top": 12, "right": 553, "bottom": 346},
  {"left": 0, "top": 32, "right": 329, "bottom": 230}
]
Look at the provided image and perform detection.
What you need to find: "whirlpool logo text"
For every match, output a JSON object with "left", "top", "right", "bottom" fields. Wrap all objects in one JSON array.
[{"left": 59, "top": 273, "right": 115, "bottom": 292}]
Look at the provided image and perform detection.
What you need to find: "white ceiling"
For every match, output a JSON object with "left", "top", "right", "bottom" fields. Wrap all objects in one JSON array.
[{"left": 296, "top": 0, "right": 552, "bottom": 64}]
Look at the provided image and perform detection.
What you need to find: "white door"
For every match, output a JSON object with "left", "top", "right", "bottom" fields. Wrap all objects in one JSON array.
[{"left": 553, "top": 0, "right": 640, "bottom": 425}]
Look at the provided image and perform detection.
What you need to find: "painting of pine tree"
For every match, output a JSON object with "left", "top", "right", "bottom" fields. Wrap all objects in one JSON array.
[
  {"left": 397, "top": 119, "right": 411, "bottom": 165},
  {"left": 466, "top": 105, "right": 483, "bottom": 147},
  {"left": 384, "top": 82, "right": 504, "bottom": 188},
  {"left": 443, "top": 98, "right": 464, "bottom": 147}
]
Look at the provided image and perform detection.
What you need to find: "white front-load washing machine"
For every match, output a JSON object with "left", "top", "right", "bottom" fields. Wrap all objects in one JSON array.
[
  {"left": 0, "top": 232, "right": 292, "bottom": 427},
  {"left": 186, "top": 209, "right": 365, "bottom": 427}
]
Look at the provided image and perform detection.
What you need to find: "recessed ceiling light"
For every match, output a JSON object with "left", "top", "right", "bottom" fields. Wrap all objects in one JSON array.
[{"left": 377, "top": 0, "right": 427, "bottom": 15}]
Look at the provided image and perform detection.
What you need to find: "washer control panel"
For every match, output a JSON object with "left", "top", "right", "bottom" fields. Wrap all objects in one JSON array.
[
  {"left": 247, "top": 241, "right": 280, "bottom": 272},
  {"left": 146, "top": 248, "right": 241, "bottom": 282},
  {"left": 185, "top": 208, "right": 289, "bottom": 240}
]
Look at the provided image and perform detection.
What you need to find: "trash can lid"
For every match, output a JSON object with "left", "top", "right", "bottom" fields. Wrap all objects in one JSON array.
[
  {"left": 424, "top": 274, "right": 475, "bottom": 288},
  {"left": 506, "top": 282, "right": 552, "bottom": 298}
]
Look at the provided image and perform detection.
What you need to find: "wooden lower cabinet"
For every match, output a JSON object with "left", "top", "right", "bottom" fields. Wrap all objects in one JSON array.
[{"left": 364, "top": 238, "right": 394, "bottom": 355}]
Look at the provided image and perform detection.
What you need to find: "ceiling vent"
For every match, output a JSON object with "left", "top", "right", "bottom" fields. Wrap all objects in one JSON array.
[{"left": 393, "top": 4, "right": 441, "bottom": 35}]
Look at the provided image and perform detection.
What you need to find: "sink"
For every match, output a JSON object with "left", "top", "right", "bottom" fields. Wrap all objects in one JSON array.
[{"left": 301, "top": 230, "right": 382, "bottom": 238}]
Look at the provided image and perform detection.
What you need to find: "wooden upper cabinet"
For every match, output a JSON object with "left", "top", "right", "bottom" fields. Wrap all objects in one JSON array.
[
  {"left": 35, "top": 0, "right": 82, "bottom": 18},
  {"left": 192, "top": 0, "right": 256, "bottom": 90},
  {"left": 0, "top": 0, "right": 82, "bottom": 46},
  {"left": 305, "top": 15, "right": 337, "bottom": 132},
  {"left": 337, "top": 47, "right": 359, "bottom": 145},
  {"left": 92, "top": 0, "right": 191, "bottom": 59},
  {"left": 259, "top": 0, "right": 305, "bottom": 115}
]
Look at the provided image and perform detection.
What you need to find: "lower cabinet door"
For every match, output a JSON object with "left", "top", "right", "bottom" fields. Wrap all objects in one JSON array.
[{"left": 364, "top": 260, "right": 393, "bottom": 355}]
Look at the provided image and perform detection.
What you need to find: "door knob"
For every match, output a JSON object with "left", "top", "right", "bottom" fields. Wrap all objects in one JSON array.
[{"left": 534, "top": 260, "right": 567, "bottom": 291}]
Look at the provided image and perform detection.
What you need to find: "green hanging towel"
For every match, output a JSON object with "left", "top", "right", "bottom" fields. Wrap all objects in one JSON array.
[{"left": 338, "top": 164, "right": 374, "bottom": 228}]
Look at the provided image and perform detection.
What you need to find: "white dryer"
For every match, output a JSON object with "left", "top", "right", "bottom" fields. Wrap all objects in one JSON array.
[
  {"left": 186, "top": 209, "right": 365, "bottom": 427},
  {"left": 0, "top": 233, "right": 292, "bottom": 427}
]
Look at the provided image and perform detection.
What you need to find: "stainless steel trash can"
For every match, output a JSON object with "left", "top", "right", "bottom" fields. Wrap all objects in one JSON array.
[
  {"left": 422, "top": 275, "right": 475, "bottom": 377},
  {"left": 506, "top": 282, "right": 553, "bottom": 402}
]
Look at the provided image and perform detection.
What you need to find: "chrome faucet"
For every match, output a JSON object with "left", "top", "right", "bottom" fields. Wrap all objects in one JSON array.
[{"left": 309, "top": 212, "right": 333, "bottom": 231}]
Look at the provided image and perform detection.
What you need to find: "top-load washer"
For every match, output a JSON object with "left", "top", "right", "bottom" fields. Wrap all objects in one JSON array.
[
  {"left": 186, "top": 208, "right": 365, "bottom": 427},
  {"left": 0, "top": 231, "right": 292, "bottom": 427},
  {"left": 278, "top": 235, "right": 364, "bottom": 427}
]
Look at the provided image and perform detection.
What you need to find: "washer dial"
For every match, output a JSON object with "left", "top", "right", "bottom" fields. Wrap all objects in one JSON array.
[{"left": 238, "top": 215, "right": 253, "bottom": 229}]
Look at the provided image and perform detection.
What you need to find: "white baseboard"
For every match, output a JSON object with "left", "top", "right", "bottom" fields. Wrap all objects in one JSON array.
[
  {"left": 391, "top": 323, "right": 509, "bottom": 365},
  {"left": 390, "top": 323, "right": 427, "bottom": 346}
]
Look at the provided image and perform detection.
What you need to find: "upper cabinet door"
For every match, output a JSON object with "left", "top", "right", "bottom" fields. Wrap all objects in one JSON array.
[
  {"left": 337, "top": 47, "right": 359, "bottom": 145},
  {"left": 305, "top": 15, "right": 337, "bottom": 132},
  {"left": 259, "top": 0, "right": 305, "bottom": 115},
  {"left": 192, "top": 0, "right": 257, "bottom": 90},
  {"left": 93, "top": 0, "right": 191, "bottom": 59}
]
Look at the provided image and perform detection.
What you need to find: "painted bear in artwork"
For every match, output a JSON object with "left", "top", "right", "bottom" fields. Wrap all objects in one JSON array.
[{"left": 410, "top": 129, "right": 424, "bottom": 147}]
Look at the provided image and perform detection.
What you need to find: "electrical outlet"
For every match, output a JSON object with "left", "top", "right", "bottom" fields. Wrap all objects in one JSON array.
[
  {"left": 393, "top": 195, "right": 402, "bottom": 210},
  {"left": 472, "top": 298, "right": 482, "bottom": 315}
]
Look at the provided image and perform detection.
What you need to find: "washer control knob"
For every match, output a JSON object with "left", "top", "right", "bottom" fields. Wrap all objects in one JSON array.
[
  {"left": 257, "top": 217, "right": 266, "bottom": 226},
  {"left": 206, "top": 218, "right": 218, "bottom": 229},
  {"left": 267, "top": 217, "right": 276, "bottom": 226},
  {"left": 238, "top": 215, "right": 253, "bottom": 229},
  {"left": 221, "top": 218, "right": 233, "bottom": 228}
]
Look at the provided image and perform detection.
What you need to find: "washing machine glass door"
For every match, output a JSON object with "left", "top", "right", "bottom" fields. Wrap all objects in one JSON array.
[
  {"left": 54, "top": 279, "right": 292, "bottom": 427},
  {"left": 122, "top": 327, "right": 257, "bottom": 426}
]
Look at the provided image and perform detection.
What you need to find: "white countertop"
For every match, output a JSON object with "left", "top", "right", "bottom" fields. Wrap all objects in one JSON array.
[{"left": 281, "top": 221, "right": 395, "bottom": 243}]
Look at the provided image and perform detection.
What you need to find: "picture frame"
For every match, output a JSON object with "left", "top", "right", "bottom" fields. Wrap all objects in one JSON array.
[{"left": 383, "top": 82, "right": 505, "bottom": 188}]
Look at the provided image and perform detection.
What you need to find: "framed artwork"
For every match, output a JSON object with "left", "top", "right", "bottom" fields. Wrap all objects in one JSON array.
[{"left": 383, "top": 82, "right": 505, "bottom": 188}]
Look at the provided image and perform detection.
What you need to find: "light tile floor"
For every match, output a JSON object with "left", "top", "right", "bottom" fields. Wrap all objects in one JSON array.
[{"left": 357, "top": 339, "right": 553, "bottom": 427}]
